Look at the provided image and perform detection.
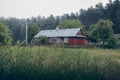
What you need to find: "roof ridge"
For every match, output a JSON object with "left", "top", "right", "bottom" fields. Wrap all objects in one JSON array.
[{"left": 41, "top": 28, "right": 81, "bottom": 31}]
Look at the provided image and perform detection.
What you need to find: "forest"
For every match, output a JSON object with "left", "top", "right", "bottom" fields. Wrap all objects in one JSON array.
[{"left": 0, "top": 0, "right": 120, "bottom": 45}]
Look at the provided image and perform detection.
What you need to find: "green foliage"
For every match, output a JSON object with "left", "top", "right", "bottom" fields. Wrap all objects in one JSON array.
[
  {"left": 80, "top": 3, "right": 104, "bottom": 28},
  {"left": 32, "top": 36, "right": 47, "bottom": 45},
  {"left": 58, "top": 19, "right": 85, "bottom": 29},
  {"left": 38, "top": 36, "right": 47, "bottom": 44},
  {"left": 105, "top": 0, "right": 120, "bottom": 33},
  {"left": 90, "top": 19, "right": 118, "bottom": 48},
  {"left": 0, "top": 46, "right": 120, "bottom": 80},
  {"left": 6, "top": 18, "right": 25, "bottom": 44},
  {"left": 28, "top": 23, "right": 40, "bottom": 43},
  {"left": 106, "top": 35, "right": 118, "bottom": 48},
  {"left": 0, "top": 23, "right": 12, "bottom": 45}
]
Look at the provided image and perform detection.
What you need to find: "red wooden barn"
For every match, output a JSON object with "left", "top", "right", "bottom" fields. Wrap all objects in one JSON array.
[{"left": 34, "top": 28, "right": 87, "bottom": 45}]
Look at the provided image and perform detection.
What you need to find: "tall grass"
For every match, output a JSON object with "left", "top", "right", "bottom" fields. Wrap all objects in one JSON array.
[{"left": 0, "top": 46, "right": 120, "bottom": 80}]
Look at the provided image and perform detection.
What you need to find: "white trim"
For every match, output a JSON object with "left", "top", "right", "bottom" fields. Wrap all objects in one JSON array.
[{"left": 64, "top": 38, "right": 68, "bottom": 43}]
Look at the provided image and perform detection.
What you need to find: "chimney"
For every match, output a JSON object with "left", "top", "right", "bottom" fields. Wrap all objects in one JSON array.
[{"left": 56, "top": 27, "right": 59, "bottom": 30}]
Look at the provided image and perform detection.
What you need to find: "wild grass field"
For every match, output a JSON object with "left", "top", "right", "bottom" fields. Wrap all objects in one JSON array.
[{"left": 0, "top": 46, "right": 120, "bottom": 80}]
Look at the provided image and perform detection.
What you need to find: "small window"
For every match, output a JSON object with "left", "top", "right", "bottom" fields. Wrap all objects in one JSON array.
[
  {"left": 56, "top": 38, "right": 62, "bottom": 43},
  {"left": 64, "top": 38, "right": 68, "bottom": 43},
  {"left": 49, "top": 38, "right": 56, "bottom": 43}
]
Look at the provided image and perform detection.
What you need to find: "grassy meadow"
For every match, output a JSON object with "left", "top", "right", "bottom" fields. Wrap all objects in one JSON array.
[{"left": 0, "top": 46, "right": 120, "bottom": 80}]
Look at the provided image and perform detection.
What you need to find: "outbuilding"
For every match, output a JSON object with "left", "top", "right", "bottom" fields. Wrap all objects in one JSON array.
[
  {"left": 34, "top": 28, "right": 87, "bottom": 45},
  {"left": 115, "top": 34, "right": 120, "bottom": 39}
]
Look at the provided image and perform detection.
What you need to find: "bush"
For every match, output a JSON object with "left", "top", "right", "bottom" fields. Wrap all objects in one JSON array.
[
  {"left": 106, "top": 36, "right": 118, "bottom": 48},
  {"left": 0, "top": 23, "right": 12, "bottom": 45},
  {"left": 32, "top": 36, "right": 47, "bottom": 45}
]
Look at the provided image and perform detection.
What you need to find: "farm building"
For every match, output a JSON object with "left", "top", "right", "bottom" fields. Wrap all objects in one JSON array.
[
  {"left": 34, "top": 28, "right": 87, "bottom": 45},
  {"left": 115, "top": 34, "right": 120, "bottom": 39}
]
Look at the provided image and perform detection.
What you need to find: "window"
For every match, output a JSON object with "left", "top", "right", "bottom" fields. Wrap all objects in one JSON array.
[
  {"left": 56, "top": 38, "right": 62, "bottom": 43},
  {"left": 49, "top": 38, "right": 63, "bottom": 43},
  {"left": 64, "top": 38, "right": 68, "bottom": 43},
  {"left": 49, "top": 38, "right": 56, "bottom": 43}
]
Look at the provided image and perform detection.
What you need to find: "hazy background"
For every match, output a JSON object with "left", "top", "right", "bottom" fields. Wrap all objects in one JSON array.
[{"left": 0, "top": 0, "right": 109, "bottom": 18}]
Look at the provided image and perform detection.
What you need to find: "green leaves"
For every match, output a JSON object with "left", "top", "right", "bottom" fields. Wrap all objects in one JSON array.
[
  {"left": 58, "top": 19, "right": 85, "bottom": 29},
  {"left": 28, "top": 23, "right": 40, "bottom": 43},
  {"left": 90, "top": 19, "right": 118, "bottom": 48},
  {"left": 0, "top": 23, "right": 12, "bottom": 45},
  {"left": 32, "top": 36, "right": 47, "bottom": 45}
]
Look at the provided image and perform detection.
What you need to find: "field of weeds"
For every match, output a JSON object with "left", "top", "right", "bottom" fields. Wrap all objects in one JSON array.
[{"left": 0, "top": 46, "right": 120, "bottom": 80}]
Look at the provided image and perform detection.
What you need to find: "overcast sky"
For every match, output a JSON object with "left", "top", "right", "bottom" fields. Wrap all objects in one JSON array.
[{"left": 0, "top": 0, "right": 109, "bottom": 18}]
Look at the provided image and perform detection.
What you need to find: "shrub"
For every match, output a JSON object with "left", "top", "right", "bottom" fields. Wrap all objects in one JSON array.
[{"left": 32, "top": 36, "right": 47, "bottom": 45}]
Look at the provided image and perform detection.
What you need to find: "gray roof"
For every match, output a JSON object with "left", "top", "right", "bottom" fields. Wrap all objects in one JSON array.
[{"left": 34, "top": 28, "right": 85, "bottom": 38}]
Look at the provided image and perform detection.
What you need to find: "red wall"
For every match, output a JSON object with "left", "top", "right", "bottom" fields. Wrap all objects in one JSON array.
[
  {"left": 67, "top": 38, "right": 87, "bottom": 45},
  {"left": 47, "top": 37, "right": 87, "bottom": 45}
]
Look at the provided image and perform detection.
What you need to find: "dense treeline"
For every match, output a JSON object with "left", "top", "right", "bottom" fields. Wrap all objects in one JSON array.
[
  {"left": 80, "top": 0, "right": 120, "bottom": 33},
  {"left": 0, "top": 0, "right": 120, "bottom": 44}
]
